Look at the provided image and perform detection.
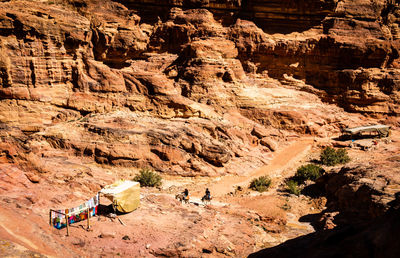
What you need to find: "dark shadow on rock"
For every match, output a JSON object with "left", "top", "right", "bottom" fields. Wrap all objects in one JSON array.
[
  {"left": 298, "top": 213, "right": 323, "bottom": 230},
  {"left": 309, "top": 158, "right": 322, "bottom": 164},
  {"left": 333, "top": 134, "right": 384, "bottom": 142},
  {"left": 249, "top": 204, "right": 400, "bottom": 258},
  {"left": 332, "top": 135, "right": 350, "bottom": 141},
  {"left": 97, "top": 204, "right": 129, "bottom": 216},
  {"left": 301, "top": 183, "right": 325, "bottom": 198},
  {"left": 97, "top": 204, "right": 114, "bottom": 216}
]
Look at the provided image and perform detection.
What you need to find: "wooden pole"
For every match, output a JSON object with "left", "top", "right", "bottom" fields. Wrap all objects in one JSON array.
[
  {"left": 87, "top": 208, "right": 90, "bottom": 230},
  {"left": 65, "top": 214, "right": 69, "bottom": 236},
  {"left": 117, "top": 217, "right": 125, "bottom": 226},
  {"left": 49, "top": 210, "right": 52, "bottom": 226}
]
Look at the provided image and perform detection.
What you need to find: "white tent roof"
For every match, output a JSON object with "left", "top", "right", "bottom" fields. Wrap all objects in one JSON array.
[
  {"left": 343, "top": 124, "right": 390, "bottom": 134},
  {"left": 100, "top": 180, "right": 139, "bottom": 196}
]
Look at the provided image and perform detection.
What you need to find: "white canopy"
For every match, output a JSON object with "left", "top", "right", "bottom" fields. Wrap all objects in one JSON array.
[
  {"left": 100, "top": 180, "right": 139, "bottom": 196},
  {"left": 343, "top": 124, "right": 390, "bottom": 134}
]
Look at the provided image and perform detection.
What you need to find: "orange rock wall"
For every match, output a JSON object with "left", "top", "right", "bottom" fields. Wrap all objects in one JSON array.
[{"left": 0, "top": 0, "right": 399, "bottom": 175}]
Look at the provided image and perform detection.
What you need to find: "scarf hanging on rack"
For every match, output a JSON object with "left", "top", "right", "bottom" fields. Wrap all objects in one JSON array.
[{"left": 50, "top": 193, "right": 99, "bottom": 229}]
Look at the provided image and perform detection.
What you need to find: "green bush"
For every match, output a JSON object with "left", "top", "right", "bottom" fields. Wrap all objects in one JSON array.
[
  {"left": 295, "top": 164, "right": 324, "bottom": 183},
  {"left": 320, "top": 147, "right": 350, "bottom": 166},
  {"left": 133, "top": 168, "right": 162, "bottom": 187},
  {"left": 286, "top": 180, "right": 301, "bottom": 196},
  {"left": 336, "top": 148, "right": 351, "bottom": 163},
  {"left": 250, "top": 176, "right": 271, "bottom": 192}
]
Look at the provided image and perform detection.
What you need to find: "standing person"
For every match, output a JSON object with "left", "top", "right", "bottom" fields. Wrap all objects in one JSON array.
[
  {"left": 205, "top": 188, "right": 211, "bottom": 200},
  {"left": 202, "top": 188, "right": 212, "bottom": 204},
  {"left": 183, "top": 189, "right": 189, "bottom": 202}
]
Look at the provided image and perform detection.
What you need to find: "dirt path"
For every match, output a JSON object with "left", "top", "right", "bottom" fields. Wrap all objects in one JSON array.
[{"left": 191, "top": 138, "right": 314, "bottom": 198}]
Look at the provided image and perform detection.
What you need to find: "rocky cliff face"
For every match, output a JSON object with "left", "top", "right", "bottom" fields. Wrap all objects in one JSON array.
[
  {"left": 1, "top": 1, "right": 399, "bottom": 256},
  {"left": 0, "top": 0, "right": 399, "bottom": 176},
  {"left": 118, "top": 0, "right": 336, "bottom": 33},
  {"left": 321, "top": 164, "right": 400, "bottom": 222},
  {"left": 250, "top": 155, "right": 400, "bottom": 258},
  {"left": 120, "top": 0, "right": 400, "bottom": 114},
  {"left": 250, "top": 198, "right": 400, "bottom": 258}
]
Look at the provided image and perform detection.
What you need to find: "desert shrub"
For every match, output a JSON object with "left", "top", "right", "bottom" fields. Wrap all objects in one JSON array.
[
  {"left": 249, "top": 176, "right": 271, "bottom": 192},
  {"left": 336, "top": 148, "right": 351, "bottom": 163},
  {"left": 133, "top": 168, "right": 162, "bottom": 187},
  {"left": 320, "top": 147, "right": 350, "bottom": 166},
  {"left": 295, "top": 164, "right": 324, "bottom": 183},
  {"left": 286, "top": 180, "right": 301, "bottom": 196}
]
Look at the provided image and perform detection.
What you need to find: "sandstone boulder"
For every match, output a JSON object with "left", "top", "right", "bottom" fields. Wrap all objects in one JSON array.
[
  {"left": 25, "top": 173, "right": 40, "bottom": 183},
  {"left": 260, "top": 138, "right": 277, "bottom": 152}
]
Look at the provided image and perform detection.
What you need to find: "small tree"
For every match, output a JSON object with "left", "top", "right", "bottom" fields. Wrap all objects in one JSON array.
[
  {"left": 336, "top": 148, "right": 351, "bottom": 164},
  {"left": 320, "top": 147, "right": 350, "bottom": 166},
  {"left": 295, "top": 164, "right": 324, "bottom": 184},
  {"left": 250, "top": 176, "right": 272, "bottom": 192},
  {"left": 133, "top": 168, "right": 162, "bottom": 187},
  {"left": 286, "top": 180, "right": 301, "bottom": 196}
]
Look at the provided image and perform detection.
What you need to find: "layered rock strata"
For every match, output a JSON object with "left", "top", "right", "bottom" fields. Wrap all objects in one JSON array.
[
  {"left": 0, "top": 0, "right": 399, "bottom": 176},
  {"left": 0, "top": 0, "right": 363, "bottom": 176},
  {"left": 118, "top": 0, "right": 336, "bottom": 33},
  {"left": 119, "top": 0, "right": 400, "bottom": 114}
]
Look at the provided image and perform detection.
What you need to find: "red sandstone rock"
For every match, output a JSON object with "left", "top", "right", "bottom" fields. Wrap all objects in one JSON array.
[
  {"left": 25, "top": 172, "right": 40, "bottom": 183},
  {"left": 0, "top": 2, "right": 399, "bottom": 255},
  {"left": 0, "top": 0, "right": 396, "bottom": 177},
  {"left": 260, "top": 138, "right": 277, "bottom": 152}
]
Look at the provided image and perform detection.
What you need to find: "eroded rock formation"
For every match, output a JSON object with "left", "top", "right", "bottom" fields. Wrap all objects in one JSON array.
[
  {"left": 1, "top": 1, "right": 400, "bottom": 257},
  {"left": 250, "top": 158, "right": 400, "bottom": 258},
  {"left": 0, "top": 0, "right": 399, "bottom": 174},
  {"left": 1, "top": 0, "right": 379, "bottom": 176}
]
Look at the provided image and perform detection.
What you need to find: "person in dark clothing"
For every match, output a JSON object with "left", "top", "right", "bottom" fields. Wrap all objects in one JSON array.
[
  {"left": 205, "top": 188, "right": 211, "bottom": 200},
  {"left": 182, "top": 188, "right": 189, "bottom": 203},
  {"left": 183, "top": 189, "right": 189, "bottom": 199},
  {"left": 202, "top": 188, "right": 212, "bottom": 204}
]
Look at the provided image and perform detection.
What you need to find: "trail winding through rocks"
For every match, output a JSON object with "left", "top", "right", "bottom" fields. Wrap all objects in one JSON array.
[{"left": 190, "top": 138, "right": 314, "bottom": 198}]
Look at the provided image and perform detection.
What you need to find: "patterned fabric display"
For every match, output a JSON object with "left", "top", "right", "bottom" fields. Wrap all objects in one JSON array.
[
  {"left": 51, "top": 211, "right": 66, "bottom": 229},
  {"left": 50, "top": 193, "right": 99, "bottom": 229}
]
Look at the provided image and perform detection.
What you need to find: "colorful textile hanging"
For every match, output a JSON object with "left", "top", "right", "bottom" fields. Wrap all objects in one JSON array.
[{"left": 50, "top": 193, "right": 99, "bottom": 229}]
